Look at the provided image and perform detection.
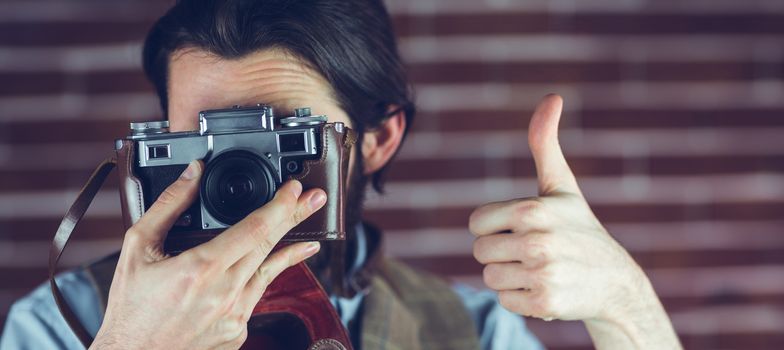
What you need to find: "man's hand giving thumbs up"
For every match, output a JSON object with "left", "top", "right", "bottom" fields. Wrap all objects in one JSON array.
[{"left": 469, "top": 94, "right": 682, "bottom": 349}]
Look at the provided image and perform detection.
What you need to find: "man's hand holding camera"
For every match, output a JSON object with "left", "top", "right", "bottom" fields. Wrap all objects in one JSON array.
[
  {"left": 470, "top": 95, "right": 681, "bottom": 349},
  {"left": 91, "top": 161, "right": 326, "bottom": 349}
]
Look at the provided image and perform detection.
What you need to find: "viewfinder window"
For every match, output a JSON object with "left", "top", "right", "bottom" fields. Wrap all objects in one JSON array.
[{"left": 278, "top": 133, "right": 307, "bottom": 153}]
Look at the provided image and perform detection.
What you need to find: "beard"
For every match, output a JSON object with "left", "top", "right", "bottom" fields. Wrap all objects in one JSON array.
[{"left": 304, "top": 148, "right": 368, "bottom": 295}]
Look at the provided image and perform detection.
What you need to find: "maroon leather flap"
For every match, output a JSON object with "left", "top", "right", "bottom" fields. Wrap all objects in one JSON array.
[
  {"left": 285, "top": 123, "right": 355, "bottom": 241},
  {"left": 116, "top": 140, "right": 145, "bottom": 231}
]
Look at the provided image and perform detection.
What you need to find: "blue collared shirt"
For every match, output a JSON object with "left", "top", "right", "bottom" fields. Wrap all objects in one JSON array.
[{"left": 1, "top": 227, "right": 543, "bottom": 349}]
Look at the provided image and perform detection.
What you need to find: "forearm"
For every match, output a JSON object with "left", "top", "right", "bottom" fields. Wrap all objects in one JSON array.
[{"left": 583, "top": 276, "right": 682, "bottom": 350}]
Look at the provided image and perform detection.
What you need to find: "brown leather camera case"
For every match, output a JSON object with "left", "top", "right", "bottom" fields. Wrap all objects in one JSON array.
[{"left": 115, "top": 123, "right": 356, "bottom": 243}]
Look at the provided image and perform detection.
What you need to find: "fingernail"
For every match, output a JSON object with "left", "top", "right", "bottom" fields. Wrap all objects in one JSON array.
[
  {"left": 304, "top": 242, "right": 320, "bottom": 257},
  {"left": 180, "top": 161, "right": 200, "bottom": 180},
  {"left": 289, "top": 180, "right": 303, "bottom": 198},
  {"left": 309, "top": 191, "right": 326, "bottom": 209}
]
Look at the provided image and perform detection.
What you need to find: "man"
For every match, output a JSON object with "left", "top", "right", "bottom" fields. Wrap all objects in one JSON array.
[{"left": 1, "top": 0, "right": 682, "bottom": 349}]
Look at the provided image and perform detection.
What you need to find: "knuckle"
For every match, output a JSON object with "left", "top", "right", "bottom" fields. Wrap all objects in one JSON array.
[
  {"left": 157, "top": 186, "right": 180, "bottom": 206},
  {"left": 471, "top": 238, "right": 484, "bottom": 260},
  {"left": 231, "top": 328, "right": 248, "bottom": 347},
  {"left": 482, "top": 264, "right": 502, "bottom": 289},
  {"left": 245, "top": 213, "right": 269, "bottom": 235},
  {"left": 245, "top": 214, "right": 275, "bottom": 251},
  {"left": 514, "top": 234, "right": 533, "bottom": 253},
  {"left": 513, "top": 199, "right": 543, "bottom": 223},
  {"left": 179, "top": 255, "right": 214, "bottom": 287},
  {"left": 192, "top": 255, "right": 216, "bottom": 274},
  {"left": 472, "top": 237, "right": 494, "bottom": 263},
  {"left": 255, "top": 264, "right": 275, "bottom": 287},
  {"left": 241, "top": 306, "right": 255, "bottom": 324},
  {"left": 176, "top": 268, "right": 201, "bottom": 290},
  {"left": 125, "top": 226, "right": 140, "bottom": 237},
  {"left": 291, "top": 206, "right": 307, "bottom": 226},
  {"left": 521, "top": 234, "right": 551, "bottom": 256},
  {"left": 219, "top": 316, "right": 245, "bottom": 343},
  {"left": 247, "top": 242, "right": 265, "bottom": 259},
  {"left": 284, "top": 247, "right": 301, "bottom": 266},
  {"left": 257, "top": 234, "right": 278, "bottom": 255},
  {"left": 123, "top": 227, "right": 143, "bottom": 246},
  {"left": 512, "top": 199, "right": 536, "bottom": 214},
  {"left": 527, "top": 243, "right": 550, "bottom": 265},
  {"left": 532, "top": 292, "right": 553, "bottom": 318},
  {"left": 497, "top": 291, "right": 517, "bottom": 312},
  {"left": 530, "top": 199, "right": 550, "bottom": 223},
  {"left": 512, "top": 233, "right": 526, "bottom": 249}
]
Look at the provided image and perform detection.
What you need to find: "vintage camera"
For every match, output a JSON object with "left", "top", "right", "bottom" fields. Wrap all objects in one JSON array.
[{"left": 115, "top": 105, "right": 355, "bottom": 253}]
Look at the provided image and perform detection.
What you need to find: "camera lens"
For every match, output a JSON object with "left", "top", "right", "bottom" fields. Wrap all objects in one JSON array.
[
  {"left": 202, "top": 151, "right": 277, "bottom": 225},
  {"left": 223, "top": 174, "right": 253, "bottom": 198}
]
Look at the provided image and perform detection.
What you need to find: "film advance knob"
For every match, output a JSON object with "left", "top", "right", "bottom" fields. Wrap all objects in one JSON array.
[
  {"left": 130, "top": 120, "right": 170, "bottom": 135},
  {"left": 294, "top": 107, "right": 311, "bottom": 117}
]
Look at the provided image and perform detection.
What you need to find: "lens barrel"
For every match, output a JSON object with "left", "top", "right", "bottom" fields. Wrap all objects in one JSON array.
[{"left": 201, "top": 150, "right": 277, "bottom": 225}]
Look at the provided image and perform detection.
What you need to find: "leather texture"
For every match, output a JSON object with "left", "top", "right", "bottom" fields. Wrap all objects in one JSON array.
[
  {"left": 116, "top": 140, "right": 145, "bottom": 230},
  {"left": 49, "top": 157, "right": 117, "bottom": 348},
  {"left": 245, "top": 259, "right": 353, "bottom": 349},
  {"left": 287, "top": 123, "right": 355, "bottom": 240}
]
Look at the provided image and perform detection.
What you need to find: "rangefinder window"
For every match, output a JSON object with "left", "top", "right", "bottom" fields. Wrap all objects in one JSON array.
[{"left": 147, "top": 144, "right": 170, "bottom": 160}]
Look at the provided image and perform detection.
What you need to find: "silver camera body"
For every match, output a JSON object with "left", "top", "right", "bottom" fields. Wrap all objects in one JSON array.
[{"left": 121, "top": 105, "right": 340, "bottom": 234}]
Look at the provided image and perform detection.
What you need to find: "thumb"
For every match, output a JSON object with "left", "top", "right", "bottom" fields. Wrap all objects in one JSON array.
[
  {"left": 127, "top": 160, "right": 203, "bottom": 257},
  {"left": 528, "top": 94, "right": 580, "bottom": 196}
]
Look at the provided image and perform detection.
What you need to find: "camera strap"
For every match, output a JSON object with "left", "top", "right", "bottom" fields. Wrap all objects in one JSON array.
[{"left": 49, "top": 156, "right": 117, "bottom": 348}]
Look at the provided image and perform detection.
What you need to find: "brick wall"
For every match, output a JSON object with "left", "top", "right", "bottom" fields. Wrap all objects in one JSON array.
[{"left": 1, "top": 0, "right": 783, "bottom": 348}]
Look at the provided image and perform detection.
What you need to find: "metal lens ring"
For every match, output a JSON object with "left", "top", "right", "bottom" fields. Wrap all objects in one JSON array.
[{"left": 201, "top": 150, "right": 277, "bottom": 225}]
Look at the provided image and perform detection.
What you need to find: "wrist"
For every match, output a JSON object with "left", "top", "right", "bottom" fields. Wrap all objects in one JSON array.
[
  {"left": 89, "top": 327, "right": 119, "bottom": 350},
  {"left": 603, "top": 261, "right": 656, "bottom": 326},
  {"left": 89, "top": 333, "right": 116, "bottom": 350},
  {"left": 90, "top": 322, "right": 138, "bottom": 350},
  {"left": 584, "top": 275, "right": 655, "bottom": 346},
  {"left": 584, "top": 264, "right": 681, "bottom": 349}
]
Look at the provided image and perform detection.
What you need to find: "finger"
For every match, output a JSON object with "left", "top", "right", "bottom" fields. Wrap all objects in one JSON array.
[
  {"left": 469, "top": 197, "right": 546, "bottom": 237},
  {"left": 528, "top": 94, "right": 580, "bottom": 196},
  {"left": 482, "top": 262, "right": 539, "bottom": 291},
  {"left": 189, "top": 181, "right": 326, "bottom": 268},
  {"left": 237, "top": 241, "right": 321, "bottom": 315},
  {"left": 498, "top": 289, "right": 552, "bottom": 319},
  {"left": 129, "top": 160, "right": 202, "bottom": 247},
  {"left": 227, "top": 188, "right": 327, "bottom": 283},
  {"left": 189, "top": 180, "right": 303, "bottom": 265},
  {"left": 473, "top": 232, "right": 549, "bottom": 265}
]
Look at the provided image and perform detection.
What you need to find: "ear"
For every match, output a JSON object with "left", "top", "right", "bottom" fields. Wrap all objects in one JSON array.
[{"left": 361, "top": 106, "right": 407, "bottom": 175}]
